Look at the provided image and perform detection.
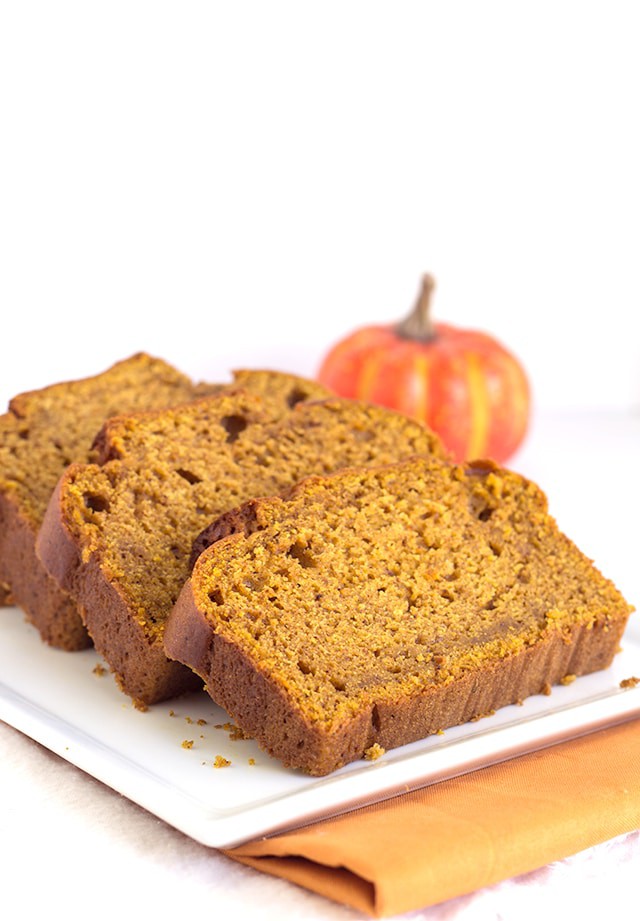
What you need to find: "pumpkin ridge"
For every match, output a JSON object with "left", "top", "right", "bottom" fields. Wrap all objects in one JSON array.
[{"left": 465, "top": 353, "right": 490, "bottom": 459}]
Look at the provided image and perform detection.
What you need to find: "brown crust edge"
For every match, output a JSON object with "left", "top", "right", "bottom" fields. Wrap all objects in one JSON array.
[
  {"left": 165, "top": 578, "right": 630, "bottom": 775},
  {"left": 0, "top": 489, "right": 91, "bottom": 650},
  {"left": 36, "top": 473, "right": 201, "bottom": 705}
]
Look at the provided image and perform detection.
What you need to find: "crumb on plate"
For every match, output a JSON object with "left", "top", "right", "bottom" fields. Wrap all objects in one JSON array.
[{"left": 364, "top": 743, "right": 385, "bottom": 762}]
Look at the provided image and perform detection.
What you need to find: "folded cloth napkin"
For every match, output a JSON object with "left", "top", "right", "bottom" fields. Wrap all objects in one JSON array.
[{"left": 225, "top": 718, "right": 640, "bottom": 917}]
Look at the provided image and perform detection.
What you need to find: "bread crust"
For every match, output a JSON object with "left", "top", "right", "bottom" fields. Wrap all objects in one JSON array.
[{"left": 0, "top": 487, "right": 91, "bottom": 649}]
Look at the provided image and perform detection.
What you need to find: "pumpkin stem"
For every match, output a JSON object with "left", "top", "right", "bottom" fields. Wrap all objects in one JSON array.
[{"left": 396, "top": 274, "right": 437, "bottom": 342}]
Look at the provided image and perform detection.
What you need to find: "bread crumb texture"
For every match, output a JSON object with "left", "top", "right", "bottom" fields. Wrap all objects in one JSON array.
[
  {"left": 0, "top": 353, "right": 217, "bottom": 528},
  {"left": 50, "top": 390, "right": 444, "bottom": 703}
]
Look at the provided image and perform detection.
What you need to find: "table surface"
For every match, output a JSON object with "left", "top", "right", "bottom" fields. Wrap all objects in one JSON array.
[{"left": 1, "top": 408, "right": 639, "bottom": 921}]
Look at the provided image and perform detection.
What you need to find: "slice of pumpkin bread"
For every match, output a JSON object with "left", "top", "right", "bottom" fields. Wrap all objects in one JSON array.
[
  {"left": 0, "top": 353, "right": 221, "bottom": 649},
  {"left": 0, "top": 355, "right": 330, "bottom": 651},
  {"left": 36, "top": 395, "right": 447, "bottom": 705},
  {"left": 164, "top": 456, "right": 634, "bottom": 775}
]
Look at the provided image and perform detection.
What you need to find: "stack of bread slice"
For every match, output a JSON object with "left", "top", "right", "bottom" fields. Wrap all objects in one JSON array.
[{"left": 1, "top": 354, "right": 633, "bottom": 775}]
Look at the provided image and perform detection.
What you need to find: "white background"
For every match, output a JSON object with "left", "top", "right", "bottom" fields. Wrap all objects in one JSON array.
[
  {"left": 1, "top": 1, "right": 639, "bottom": 414},
  {"left": 1, "top": 7, "right": 640, "bottom": 920}
]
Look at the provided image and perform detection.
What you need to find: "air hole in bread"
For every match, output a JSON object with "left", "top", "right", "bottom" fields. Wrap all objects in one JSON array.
[
  {"left": 208, "top": 589, "right": 224, "bottom": 605},
  {"left": 195, "top": 537, "right": 212, "bottom": 556},
  {"left": 489, "top": 541, "right": 503, "bottom": 557},
  {"left": 297, "top": 659, "right": 314, "bottom": 676},
  {"left": 176, "top": 468, "right": 201, "bottom": 485},
  {"left": 18, "top": 429, "right": 29, "bottom": 440},
  {"left": 286, "top": 541, "right": 316, "bottom": 568},
  {"left": 478, "top": 507, "right": 493, "bottom": 522},
  {"left": 330, "top": 676, "right": 346, "bottom": 692},
  {"left": 221, "top": 414, "right": 248, "bottom": 443},
  {"left": 83, "top": 493, "right": 110, "bottom": 513},
  {"left": 286, "top": 387, "right": 307, "bottom": 409},
  {"left": 371, "top": 704, "right": 381, "bottom": 731}
]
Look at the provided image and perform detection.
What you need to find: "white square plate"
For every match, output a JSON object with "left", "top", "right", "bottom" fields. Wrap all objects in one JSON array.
[{"left": 0, "top": 605, "right": 638, "bottom": 848}]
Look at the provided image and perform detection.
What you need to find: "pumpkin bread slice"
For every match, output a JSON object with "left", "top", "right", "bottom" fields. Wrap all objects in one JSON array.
[
  {"left": 0, "top": 353, "right": 222, "bottom": 649},
  {"left": 0, "top": 355, "right": 330, "bottom": 650},
  {"left": 164, "top": 456, "right": 634, "bottom": 775},
  {"left": 36, "top": 395, "right": 446, "bottom": 705}
]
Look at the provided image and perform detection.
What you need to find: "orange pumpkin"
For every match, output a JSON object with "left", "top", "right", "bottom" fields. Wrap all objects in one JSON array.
[{"left": 317, "top": 275, "right": 530, "bottom": 463}]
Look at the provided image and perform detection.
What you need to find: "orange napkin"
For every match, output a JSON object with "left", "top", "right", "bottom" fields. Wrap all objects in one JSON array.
[{"left": 225, "top": 718, "right": 640, "bottom": 917}]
